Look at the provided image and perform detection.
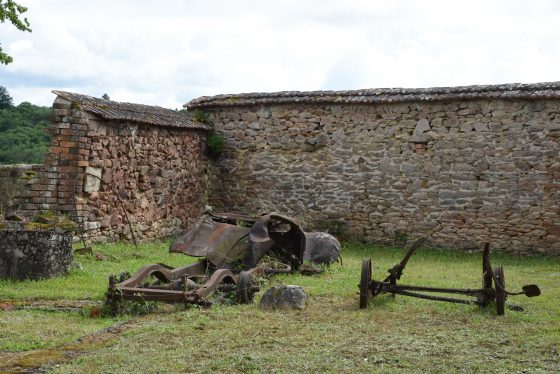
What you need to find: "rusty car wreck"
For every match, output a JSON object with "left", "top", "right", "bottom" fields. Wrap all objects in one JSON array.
[{"left": 107, "top": 212, "right": 341, "bottom": 308}]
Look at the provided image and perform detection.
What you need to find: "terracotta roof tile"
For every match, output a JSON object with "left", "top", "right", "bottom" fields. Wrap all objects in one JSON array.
[
  {"left": 53, "top": 91, "right": 209, "bottom": 130},
  {"left": 185, "top": 81, "right": 560, "bottom": 109}
]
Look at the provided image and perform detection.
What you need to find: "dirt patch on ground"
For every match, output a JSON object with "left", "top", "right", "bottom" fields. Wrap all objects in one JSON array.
[{"left": 0, "top": 316, "right": 135, "bottom": 373}]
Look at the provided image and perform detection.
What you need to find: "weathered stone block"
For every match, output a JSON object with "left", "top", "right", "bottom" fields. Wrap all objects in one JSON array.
[
  {"left": 414, "top": 119, "right": 430, "bottom": 134},
  {"left": 0, "top": 230, "right": 73, "bottom": 280}
]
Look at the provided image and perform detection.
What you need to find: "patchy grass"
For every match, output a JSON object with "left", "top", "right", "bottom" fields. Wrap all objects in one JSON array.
[
  {"left": 0, "top": 309, "right": 121, "bottom": 352},
  {"left": 0, "top": 241, "right": 196, "bottom": 300},
  {"left": 1, "top": 241, "right": 559, "bottom": 372}
]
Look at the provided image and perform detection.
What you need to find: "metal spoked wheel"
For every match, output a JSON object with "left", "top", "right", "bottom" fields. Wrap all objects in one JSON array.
[
  {"left": 236, "top": 271, "right": 255, "bottom": 304},
  {"left": 359, "top": 258, "right": 372, "bottom": 309},
  {"left": 494, "top": 266, "right": 506, "bottom": 316}
]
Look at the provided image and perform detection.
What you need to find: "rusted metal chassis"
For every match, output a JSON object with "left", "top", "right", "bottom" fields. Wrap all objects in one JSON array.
[
  {"left": 367, "top": 281, "right": 494, "bottom": 306},
  {"left": 360, "top": 242, "right": 539, "bottom": 315},
  {"left": 107, "top": 261, "right": 260, "bottom": 306},
  {"left": 372, "top": 242, "right": 494, "bottom": 305}
]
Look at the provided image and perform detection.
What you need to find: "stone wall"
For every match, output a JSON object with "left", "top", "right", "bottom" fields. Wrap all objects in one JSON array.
[
  {"left": 0, "top": 230, "right": 73, "bottom": 280},
  {"left": 190, "top": 89, "right": 560, "bottom": 255},
  {"left": 0, "top": 164, "right": 43, "bottom": 216},
  {"left": 51, "top": 96, "right": 209, "bottom": 243},
  {"left": 3, "top": 92, "right": 209, "bottom": 243},
  {"left": 81, "top": 117, "right": 208, "bottom": 242}
]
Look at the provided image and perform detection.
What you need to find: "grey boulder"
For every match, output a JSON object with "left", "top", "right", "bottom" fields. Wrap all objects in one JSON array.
[
  {"left": 259, "top": 285, "right": 308, "bottom": 310},
  {"left": 303, "top": 232, "right": 341, "bottom": 266}
]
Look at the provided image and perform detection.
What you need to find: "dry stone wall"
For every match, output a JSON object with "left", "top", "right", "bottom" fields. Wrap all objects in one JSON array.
[
  {"left": 199, "top": 97, "right": 560, "bottom": 255},
  {"left": 0, "top": 230, "right": 73, "bottom": 280},
  {"left": 82, "top": 116, "right": 208, "bottom": 242},
  {"left": 0, "top": 164, "right": 43, "bottom": 216},
  {"left": 3, "top": 93, "right": 209, "bottom": 243}
]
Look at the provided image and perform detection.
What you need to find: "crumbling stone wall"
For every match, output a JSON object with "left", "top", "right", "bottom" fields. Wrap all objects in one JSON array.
[
  {"left": 50, "top": 105, "right": 208, "bottom": 242},
  {"left": 0, "top": 164, "right": 43, "bottom": 215},
  {"left": 4, "top": 93, "right": 209, "bottom": 243},
  {"left": 82, "top": 118, "right": 208, "bottom": 242},
  {"left": 193, "top": 95, "right": 560, "bottom": 255},
  {"left": 0, "top": 230, "right": 73, "bottom": 280}
]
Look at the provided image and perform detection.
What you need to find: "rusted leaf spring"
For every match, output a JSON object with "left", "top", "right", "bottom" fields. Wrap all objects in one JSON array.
[
  {"left": 107, "top": 262, "right": 259, "bottom": 307},
  {"left": 359, "top": 242, "right": 541, "bottom": 315}
]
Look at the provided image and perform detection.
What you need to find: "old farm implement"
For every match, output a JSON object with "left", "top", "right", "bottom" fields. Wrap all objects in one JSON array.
[{"left": 358, "top": 242, "right": 541, "bottom": 315}]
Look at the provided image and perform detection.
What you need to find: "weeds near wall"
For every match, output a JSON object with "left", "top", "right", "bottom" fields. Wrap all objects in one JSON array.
[
  {"left": 191, "top": 109, "right": 225, "bottom": 158},
  {"left": 207, "top": 132, "right": 225, "bottom": 158},
  {"left": 193, "top": 109, "right": 210, "bottom": 124},
  {"left": 392, "top": 230, "right": 408, "bottom": 244}
]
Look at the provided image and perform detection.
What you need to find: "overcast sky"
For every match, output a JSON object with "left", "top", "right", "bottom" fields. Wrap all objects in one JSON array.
[{"left": 1, "top": 0, "right": 560, "bottom": 108}]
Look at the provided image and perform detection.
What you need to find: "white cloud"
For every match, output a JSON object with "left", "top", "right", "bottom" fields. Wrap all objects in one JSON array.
[{"left": 0, "top": 0, "right": 559, "bottom": 108}]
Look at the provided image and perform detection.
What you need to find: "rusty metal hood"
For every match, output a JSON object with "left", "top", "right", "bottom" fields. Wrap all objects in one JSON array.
[
  {"left": 170, "top": 213, "right": 306, "bottom": 269},
  {"left": 170, "top": 216, "right": 251, "bottom": 268}
]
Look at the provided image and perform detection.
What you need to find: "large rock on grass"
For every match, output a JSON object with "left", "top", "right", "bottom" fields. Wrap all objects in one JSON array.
[
  {"left": 304, "top": 232, "right": 341, "bottom": 265},
  {"left": 259, "top": 285, "right": 308, "bottom": 310}
]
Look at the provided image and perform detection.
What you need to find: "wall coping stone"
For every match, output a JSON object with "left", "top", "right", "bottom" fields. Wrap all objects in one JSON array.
[{"left": 186, "top": 81, "right": 560, "bottom": 109}]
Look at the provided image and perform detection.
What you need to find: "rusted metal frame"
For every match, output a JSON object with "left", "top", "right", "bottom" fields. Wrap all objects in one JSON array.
[
  {"left": 209, "top": 212, "right": 257, "bottom": 224},
  {"left": 391, "top": 289, "right": 487, "bottom": 306},
  {"left": 384, "top": 236, "right": 428, "bottom": 283},
  {"left": 117, "top": 262, "right": 206, "bottom": 289},
  {"left": 117, "top": 287, "right": 196, "bottom": 303},
  {"left": 383, "top": 225, "right": 441, "bottom": 284},
  {"left": 113, "top": 264, "right": 238, "bottom": 304},
  {"left": 378, "top": 282, "right": 494, "bottom": 297},
  {"left": 124, "top": 269, "right": 234, "bottom": 302},
  {"left": 192, "top": 269, "right": 235, "bottom": 299},
  {"left": 111, "top": 262, "right": 206, "bottom": 303},
  {"left": 360, "top": 241, "right": 540, "bottom": 314}
]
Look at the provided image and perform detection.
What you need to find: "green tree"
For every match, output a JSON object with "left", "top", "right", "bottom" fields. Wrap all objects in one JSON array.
[
  {"left": 101, "top": 93, "right": 110, "bottom": 100},
  {"left": 0, "top": 85, "right": 13, "bottom": 109},
  {"left": 0, "top": 100, "right": 51, "bottom": 164},
  {"left": 0, "top": 0, "right": 32, "bottom": 65}
]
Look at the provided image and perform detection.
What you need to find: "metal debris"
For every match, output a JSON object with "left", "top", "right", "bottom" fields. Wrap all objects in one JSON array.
[
  {"left": 107, "top": 212, "right": 341, "bottom": 310},
  {"left": 358, "top": 242, "right": 541, "bottom": 315}
]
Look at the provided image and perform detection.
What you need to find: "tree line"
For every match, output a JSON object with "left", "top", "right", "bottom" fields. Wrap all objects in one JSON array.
[{"left": 0, "top": 86, "right": 51, "bottom": 164}]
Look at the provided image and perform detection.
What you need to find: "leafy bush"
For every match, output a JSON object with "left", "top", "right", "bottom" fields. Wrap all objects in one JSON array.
[
  {"left": 207, "top": 132, "right": 225, "bottom": 158},
  {"left": 193, "top": 108, "right": 210, "bottom": 124}
]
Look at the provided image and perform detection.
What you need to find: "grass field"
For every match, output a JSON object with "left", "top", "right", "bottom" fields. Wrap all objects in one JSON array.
[{"left": 0, "top": 241, "right": 558, "bottom": 373}]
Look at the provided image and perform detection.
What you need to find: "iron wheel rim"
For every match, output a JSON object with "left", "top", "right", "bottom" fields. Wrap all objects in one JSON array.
[{"left": 359, "top": 258, "right": 372, "bottom": 309}]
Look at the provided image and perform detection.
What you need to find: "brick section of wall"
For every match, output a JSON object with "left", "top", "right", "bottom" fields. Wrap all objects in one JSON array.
[
  {"left": 205, "top": 99, "right": 560, "bottom": 255},
  {"left": 6, "top": 99, "right": 92, "bottom": 218},
  {"left": 50, "top": 99, "right": 91, "bottom": 214}
]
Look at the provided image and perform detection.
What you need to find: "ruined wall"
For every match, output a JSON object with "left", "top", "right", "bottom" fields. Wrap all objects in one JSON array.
[
  {"left": 0, "top": 164, "right": 43, "bottom": 215},
  {"left": 4, "top": 95, "right": 209, "bottom": 243},
  {"left": 81, "top": 116, "right": 208, "bottom": 242},
  {"left": 202, "top": 98, "right": 560, "bottom": 255},
  {"left": 0, "top": 230, "right": 73, "bottom": 280}
]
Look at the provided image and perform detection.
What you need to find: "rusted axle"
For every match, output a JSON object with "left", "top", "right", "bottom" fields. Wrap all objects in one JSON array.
[
  {"left": 359, "top": 242, "right": 540, "bottom": 315},
  {"left": 370, "top": 281, "right": 495, "bottom": 305}
]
